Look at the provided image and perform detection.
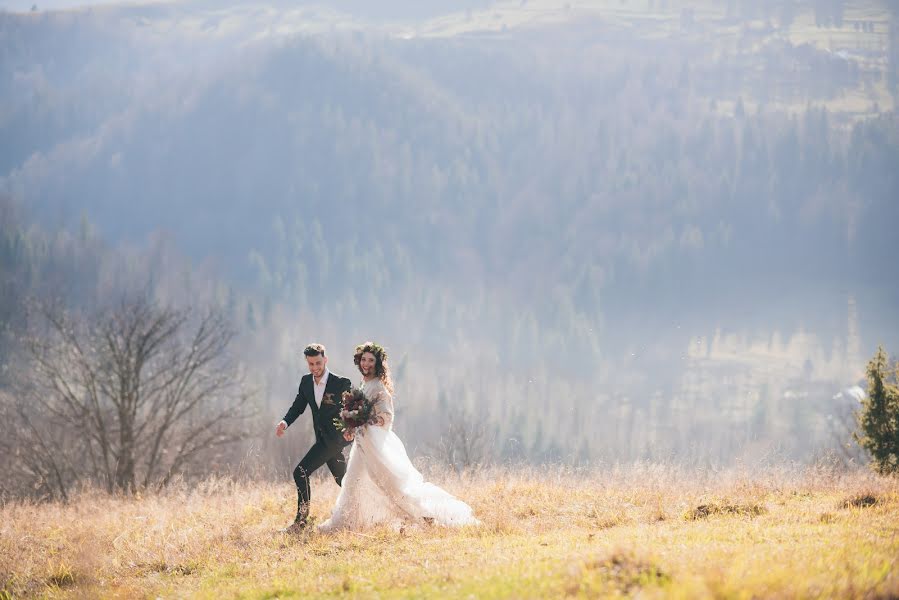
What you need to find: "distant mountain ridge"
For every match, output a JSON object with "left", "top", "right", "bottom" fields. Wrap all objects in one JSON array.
[{"left": 1, "top": 1, "right": 897, "bottom": 463}]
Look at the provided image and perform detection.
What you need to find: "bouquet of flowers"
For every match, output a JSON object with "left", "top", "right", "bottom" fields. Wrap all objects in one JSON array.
[{"left": 333, "top": 387, "right": 375, "bottom": 432}]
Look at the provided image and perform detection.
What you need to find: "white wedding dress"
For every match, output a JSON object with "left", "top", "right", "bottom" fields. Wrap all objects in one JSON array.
[{"left": 318, "top": 378, "right": 479, "bottom": 532}]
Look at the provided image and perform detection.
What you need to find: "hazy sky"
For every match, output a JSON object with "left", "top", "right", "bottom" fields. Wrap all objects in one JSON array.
[{"left": 1, "top": 0, "right": 149, "bottom": 9}]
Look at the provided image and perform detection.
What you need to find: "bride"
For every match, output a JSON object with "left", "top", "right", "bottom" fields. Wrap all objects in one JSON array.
[{"left": 318, "top": 342, "right": 479, "bottom": 532}]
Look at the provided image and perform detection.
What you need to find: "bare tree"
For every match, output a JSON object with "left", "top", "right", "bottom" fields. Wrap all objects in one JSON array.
[
  {"left": 823, "top": 392, "right": 868, "bottom": 469},
  {"left": 430, "top": 405, "right": 493, "bottom": 473},
  {"left": 0, "top": 389, "right": 82, "bottom": 501},
  {"left": 6, "top": 297, "right": 252, "bottom": 498}
]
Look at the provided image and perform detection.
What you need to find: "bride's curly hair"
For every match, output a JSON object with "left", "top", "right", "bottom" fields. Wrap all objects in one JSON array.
[{"left": 353, "top": 341, "right": 394, "bottom": 394}]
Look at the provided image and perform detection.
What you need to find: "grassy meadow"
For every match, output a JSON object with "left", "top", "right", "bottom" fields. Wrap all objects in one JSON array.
[{"left": 1, "top": 464, "right": 898, "bottom": 599}]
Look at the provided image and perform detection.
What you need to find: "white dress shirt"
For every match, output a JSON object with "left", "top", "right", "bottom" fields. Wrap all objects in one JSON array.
[{"left": 312, "top": 368, "right": 330, "bottom": 408}]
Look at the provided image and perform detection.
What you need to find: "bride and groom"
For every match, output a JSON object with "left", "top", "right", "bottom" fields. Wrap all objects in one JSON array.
[{"left": 275, "top": 342, "right": 478, "bottom": 533}]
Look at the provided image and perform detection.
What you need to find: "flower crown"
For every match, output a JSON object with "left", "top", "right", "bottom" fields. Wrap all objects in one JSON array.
[{"left": 355, "top": 341, "right": 388, "bottom": 362}]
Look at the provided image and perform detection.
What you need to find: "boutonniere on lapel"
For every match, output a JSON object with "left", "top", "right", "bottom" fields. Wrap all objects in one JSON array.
[{"left": 322, "top": 393, "right": 336, "bottom": 406}]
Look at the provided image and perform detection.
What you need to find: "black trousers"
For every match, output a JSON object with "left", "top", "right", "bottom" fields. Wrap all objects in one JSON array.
[{"left": 292, "top": 440, "right": 347, "bottom": 517}]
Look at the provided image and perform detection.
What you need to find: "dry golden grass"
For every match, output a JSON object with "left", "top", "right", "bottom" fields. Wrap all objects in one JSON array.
[{"left": 1, "top": 463, "right": 898, "bottom": 599}]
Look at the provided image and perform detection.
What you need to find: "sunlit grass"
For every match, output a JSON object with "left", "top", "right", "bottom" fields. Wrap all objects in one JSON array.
[{"left": 1, "top": 463, "right": 897, "bottom": 598}]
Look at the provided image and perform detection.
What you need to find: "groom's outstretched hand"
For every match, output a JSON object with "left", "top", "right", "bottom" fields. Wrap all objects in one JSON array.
[{"left": 275, "top": 420, "right": 287, "bottom": 438}]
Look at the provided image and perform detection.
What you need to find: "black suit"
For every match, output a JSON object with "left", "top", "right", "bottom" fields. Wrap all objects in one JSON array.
[{"left": 283, "top": 371, "right": 352, "bottom": 522}]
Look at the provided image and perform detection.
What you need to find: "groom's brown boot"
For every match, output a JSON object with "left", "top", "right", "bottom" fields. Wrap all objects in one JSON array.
[
  {"left": 283, "top": 517, "right": 306, "bottom": 535},
  {"left": 281, "top": 500, "right": 310, "bottom": 535}
]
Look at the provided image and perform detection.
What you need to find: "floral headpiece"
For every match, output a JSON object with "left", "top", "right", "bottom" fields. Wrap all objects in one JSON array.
[{"left": 355, "top": 341, "right": 388, "bottom": 363}]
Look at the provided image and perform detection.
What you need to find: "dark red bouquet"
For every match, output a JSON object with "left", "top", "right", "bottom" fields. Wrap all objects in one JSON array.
[{"left": 333, "top": 387, "right": 375, "bottom": 432}]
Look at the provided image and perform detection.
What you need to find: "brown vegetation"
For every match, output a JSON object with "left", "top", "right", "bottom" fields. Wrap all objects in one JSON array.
[{"left": 1, "top": 463, "right": 897, "bottom": 598}]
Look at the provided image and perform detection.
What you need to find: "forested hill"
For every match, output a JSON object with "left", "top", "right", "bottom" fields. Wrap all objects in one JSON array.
[{"left": 1, "top": 1, "right": 898, "bottom": 466}]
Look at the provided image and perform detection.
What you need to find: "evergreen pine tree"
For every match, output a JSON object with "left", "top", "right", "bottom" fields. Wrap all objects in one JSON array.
[{"left": 854, "top": 347, "right": 899, "bottom": 474}]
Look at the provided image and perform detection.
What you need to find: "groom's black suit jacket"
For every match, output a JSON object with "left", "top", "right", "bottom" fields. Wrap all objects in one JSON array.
[{"left": 283, "top": 371, "right": 353, "bottom": 448}]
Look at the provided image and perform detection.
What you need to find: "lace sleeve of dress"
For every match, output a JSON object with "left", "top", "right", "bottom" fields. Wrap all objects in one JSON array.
[{"left": 373, "top": 388, "right": 394, "bottom": 427}]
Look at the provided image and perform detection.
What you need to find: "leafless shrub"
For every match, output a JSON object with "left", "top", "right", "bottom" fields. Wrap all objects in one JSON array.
[
  {"left": 823, "top": 400, "right": 868, "bottom": 468},
  {"left": 1, "top": 296, "right": 254, "bottom": 500},
  {"left": 429, "top": 405, "right": 493, "bottom": 473}
]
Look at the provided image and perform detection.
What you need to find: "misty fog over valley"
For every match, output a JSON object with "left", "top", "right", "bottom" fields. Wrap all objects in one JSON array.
[{"left": 1, "top": 0, "right": 898, "bottom": 492}]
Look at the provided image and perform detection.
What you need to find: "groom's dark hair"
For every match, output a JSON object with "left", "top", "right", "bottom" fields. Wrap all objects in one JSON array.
[{"left": 304, "top": 343, "right": 326, "bottom": 357}]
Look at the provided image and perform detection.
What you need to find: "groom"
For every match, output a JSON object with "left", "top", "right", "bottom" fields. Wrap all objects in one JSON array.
[{"left": 275, "top": 343, "right": 352, "bottom": 533}]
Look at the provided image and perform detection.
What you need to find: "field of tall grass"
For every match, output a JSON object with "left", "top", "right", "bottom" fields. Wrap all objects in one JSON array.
[{"left": 1, "top": 463, "right": 897, "bottom": 598}]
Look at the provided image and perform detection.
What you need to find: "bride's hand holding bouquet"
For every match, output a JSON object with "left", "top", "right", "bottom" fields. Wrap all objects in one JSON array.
[{"left": 334, "top": 387, "right": 375, "bottom": 439}]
